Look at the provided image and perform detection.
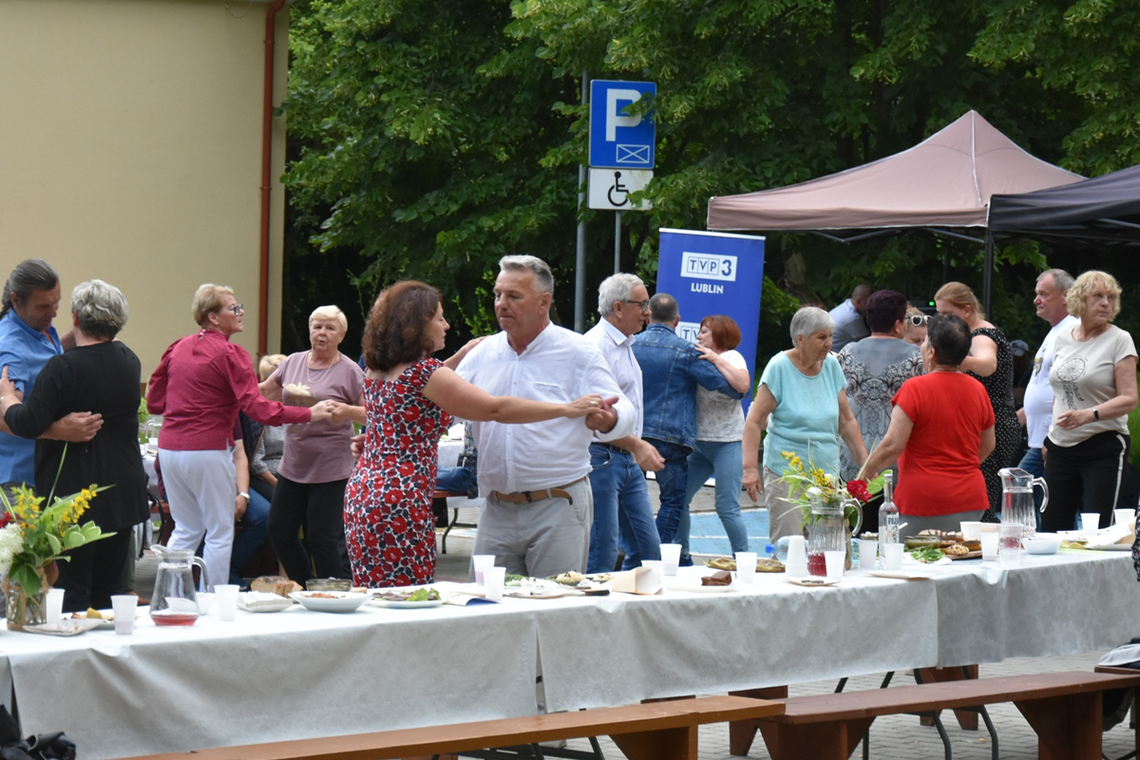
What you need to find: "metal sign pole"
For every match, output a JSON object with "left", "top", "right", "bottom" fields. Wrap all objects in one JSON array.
[
  {"left": 614, "top": 211, "right": 622, "bottom": 273},
  {"left": 573, "top": 71, "right": 589, "bottom": 333}
]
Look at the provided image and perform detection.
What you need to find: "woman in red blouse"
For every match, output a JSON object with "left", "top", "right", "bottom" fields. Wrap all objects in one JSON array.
[
  {"left": 862, "top": 315, "right": 996, "bottom": 533},
  {"left": 147, "top": 284, "right": 333, "bottom": 591}
]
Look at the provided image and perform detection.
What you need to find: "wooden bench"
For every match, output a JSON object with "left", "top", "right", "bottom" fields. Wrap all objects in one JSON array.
[
  {"left": 120, "top": 695, "right": 783, "bottom": 760},
  {"left": 1095, "top": 664, "right": 1140, "bottom": 760},
  {"left": 747, "top": 670, "right": 1140, "bottom": 760}
]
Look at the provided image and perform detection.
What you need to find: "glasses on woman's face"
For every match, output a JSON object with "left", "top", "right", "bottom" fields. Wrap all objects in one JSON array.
[
  {"left": 908, "top": 314, "right": 930, "bottom": 327},
  {"left": 228, "top": 303, "right": 244, "bottom": 315}
]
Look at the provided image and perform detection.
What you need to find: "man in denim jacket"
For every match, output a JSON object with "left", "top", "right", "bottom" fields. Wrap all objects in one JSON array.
[{"left": 632, "top": 294, "right": 742, "bottom": 560}]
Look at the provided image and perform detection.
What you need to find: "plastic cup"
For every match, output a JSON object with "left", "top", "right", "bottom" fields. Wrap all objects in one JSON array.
[
  {"left": 960, "top": 521, "right": 985, "bottom": 541},
  {"left": 1115, "top": 509, "right": 1136, "bottom": 530},
  {"left": 1081, "top": 512, "right": 1101, "bottom": 540},
  {"left": 883, "top": 543, "right": 904, "bottom": 571},
  {"left": 999, "top": 523, "right": 1023, "bottom": 567},
  {"left": 111, "top": 595, "right": 138, "bottom": 635},
  {"left": 215, "top": 584, "right": 240, "bottom": 621},
  {"left": 858, "top": 539, "right": 878, "bottom": 570},
  {"left": 980, "top": 531, "right": 1000, "bottom": 561},
  {"left": 784, "top": 535, "right": 808, "bottom": 578},
  {"left": 46, "top": 588, "right": 65, "bottom": 625},
  {"left": 735, "top": 552, "right": 757, "bottom": 584},
  {"left": 824, "top": 550, "right": 846, "bottom": 581},
  {"left": 484, "top": 566, "right": 506, "bottom": 602},
  {"left": 472, "top": 554, "right": 495, "bottom": 585},
  {"left": 660, "top": 544, "right": 682, "bottom": 576}
]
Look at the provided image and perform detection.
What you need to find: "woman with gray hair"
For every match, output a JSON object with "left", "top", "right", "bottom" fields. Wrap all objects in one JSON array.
[
  {"left": 0, "top": 280, "right": 149, "bottom": 612},
  {"left": 742, "top": 306, "right": 868, "bottom": 544},
  {"left": 258, "top": 305, "right": 364, "bottom": 581}
]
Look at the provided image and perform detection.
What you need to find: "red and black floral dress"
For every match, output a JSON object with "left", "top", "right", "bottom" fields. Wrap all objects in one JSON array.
[{"left": 344, "top": 359, "right": 451, "bottom": 587}]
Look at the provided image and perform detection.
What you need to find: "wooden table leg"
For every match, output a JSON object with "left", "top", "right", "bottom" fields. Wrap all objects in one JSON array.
[
  {"left": 728, "top": 686, "right": 788, "bottom": 755},
  {"left": 916, "top": 666, "right": 980, "bottom": 730},
  {"left": 757, "top": 718, "right": 874, "bottom": 760},
  {"left": 1015, "top": 692, "right": 1103, "bottom": 760},
  {"left": 613, "top": 724, "right": 698, "bottom": 760}
]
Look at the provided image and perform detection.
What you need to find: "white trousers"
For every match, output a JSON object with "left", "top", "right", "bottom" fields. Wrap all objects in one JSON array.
[{"left": 159, "top": 448, "right": 235, "bottom": 592}]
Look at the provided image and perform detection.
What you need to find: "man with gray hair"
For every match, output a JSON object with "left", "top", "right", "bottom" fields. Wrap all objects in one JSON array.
[
  {"left": 583, "top": 273, "right": 664, "bottom": 573},
  {"left": 633, "top": 293, "right": 742, "bottom": 560},
  {"left": 457, "top": 255, "right": 635, "bottom": 577},
  {"left": 1019, "top": 269, "right": 1078, "bottom": 505},
  {"left": 0, "top": 259, "right": 102, "bottom": 491}
]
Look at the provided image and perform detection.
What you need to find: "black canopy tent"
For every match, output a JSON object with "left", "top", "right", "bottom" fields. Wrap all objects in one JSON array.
[{"left": 984, "top": 164, "right": 1140, "bottom": 310}]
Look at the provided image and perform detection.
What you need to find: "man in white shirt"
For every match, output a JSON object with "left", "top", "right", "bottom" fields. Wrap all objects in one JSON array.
[
  {"left": 457, "top": 255, "right": 634, "bottom": 577},
  {"left": 583, "top": 273, "right": 665, "bottom": 573},
  {"left": 1019, "top": 269, "right": 1077, "bottom": 518},
  {"left": 829, "top": 284, "right": 872, "bottom": 352}
]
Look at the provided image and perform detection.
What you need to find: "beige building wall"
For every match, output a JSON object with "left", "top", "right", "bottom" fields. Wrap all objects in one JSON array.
[{"left": 0, "top": 0, "right": 289, "bottom": 380}]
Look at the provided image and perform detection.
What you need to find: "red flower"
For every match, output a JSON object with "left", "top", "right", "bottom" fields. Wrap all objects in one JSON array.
[{"left": 846, "top": 479, "right": 871, "bottom": 503}]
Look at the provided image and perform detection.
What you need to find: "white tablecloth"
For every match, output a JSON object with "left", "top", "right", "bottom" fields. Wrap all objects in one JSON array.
[{"left": 3, "top": 552, "right": 1139, "bottom": 759}]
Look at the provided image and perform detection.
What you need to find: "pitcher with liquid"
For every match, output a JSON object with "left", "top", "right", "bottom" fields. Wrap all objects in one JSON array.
[
  {"left": 150, "top": 545, "right": 209, "bottom": 626},
  {"left": 999, "top": 467, "right": 1049, "bottom": 542}
]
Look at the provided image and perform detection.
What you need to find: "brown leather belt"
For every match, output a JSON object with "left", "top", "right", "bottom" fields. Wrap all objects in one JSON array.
[{"left": 492, "top": 477, "right": 587, "bottom": 506}]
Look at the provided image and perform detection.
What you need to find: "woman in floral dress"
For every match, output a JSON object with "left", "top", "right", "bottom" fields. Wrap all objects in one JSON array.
[{"left": 343, "top": 281, "right": 604, "bottom": 587}]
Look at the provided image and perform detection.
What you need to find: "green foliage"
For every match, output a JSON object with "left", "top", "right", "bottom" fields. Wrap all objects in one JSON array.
[{"left": 284, "top": 0, "right": 1140, "bottom": 344}]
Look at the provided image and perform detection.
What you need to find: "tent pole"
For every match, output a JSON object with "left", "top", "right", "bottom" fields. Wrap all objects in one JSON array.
[
  {"left": 574, "top": 71, "right": 589, "bottom": 333},
  {"left": 983, "top": 230, "right": 994, "bottom": 316}
]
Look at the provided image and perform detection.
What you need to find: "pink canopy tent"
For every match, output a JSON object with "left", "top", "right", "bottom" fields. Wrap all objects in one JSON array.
[{"left": 706, "top": 111, "right": 1084, "bottom": 310}]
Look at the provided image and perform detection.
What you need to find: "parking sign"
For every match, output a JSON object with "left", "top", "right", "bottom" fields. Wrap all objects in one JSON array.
[{"left": 589, "top": 81, "right": 656, "bottom": 169}]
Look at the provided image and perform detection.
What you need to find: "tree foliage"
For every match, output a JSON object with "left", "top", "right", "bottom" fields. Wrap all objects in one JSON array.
[{"left": 284, "top": 0, "right": 1140, "bottom": 353}]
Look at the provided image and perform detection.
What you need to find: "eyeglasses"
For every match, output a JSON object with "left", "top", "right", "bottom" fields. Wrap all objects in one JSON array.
[
  {"left": 624, "top": 299, "right": 651, "bottom": 312},
  {"left": 908, "top": 314, "right": 930, "bottom": 327},
  {"left": 227, "top": 303, "right": 244, "bottom": 315}
]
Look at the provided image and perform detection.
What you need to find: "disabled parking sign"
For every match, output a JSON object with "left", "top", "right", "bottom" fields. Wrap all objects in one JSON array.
[{"left": 589, "top": 81, "right": 656, "bottom": 169}]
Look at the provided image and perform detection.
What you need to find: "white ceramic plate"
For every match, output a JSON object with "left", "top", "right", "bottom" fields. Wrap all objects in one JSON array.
[
  {"left": 288, "top": 591, "right": 369, "bottom": 613},
  {"left": 26, "top": 618, "right": 103, "bottom": 636},
  {"left": 1085, "top": 542, "right": 1131, "bottom": 552},
  {"left": 785, "top": 577, "right": 840, "bottom": 587},
  {"left": 869, "top": 570, "right": 934, "bottom": 581},
  {"left": 69, "top": 610, "right": 115, "bottom": 629},
  {"left": 370, "top": 597, "right": 446, "bottom": 609}
]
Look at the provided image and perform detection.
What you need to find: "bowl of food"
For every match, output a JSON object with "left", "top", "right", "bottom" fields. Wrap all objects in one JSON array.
[
  {"left": 1024, "top": 534, "right": 1062, "bottom": 555},
  {"left": 904, "top": 536, "right": 942, "bottom": 550},
  {"left": 289, "top": 590, "right": 369, "bottom": 613},
  {"left": 307, "top": 577, "right": 352, "bottom": 592}
]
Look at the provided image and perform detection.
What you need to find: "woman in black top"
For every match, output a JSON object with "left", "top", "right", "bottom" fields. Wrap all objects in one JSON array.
[
  {"left": 935, "top": 281, "right": 1019, "bottom": 522},
  {"left": 0, "top": 279, "right": 148, "bottom": 611}
]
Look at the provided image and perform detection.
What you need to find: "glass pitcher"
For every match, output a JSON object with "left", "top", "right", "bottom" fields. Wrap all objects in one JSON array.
[
  {"left": 999, "top": 467, "right": 1049, "bottom": 542},
  {"left": 150, "top": 546, "right": 209, "bottom": 627},
  {"left": 806, "top": 489, "right": 845, "bottom": 577}
]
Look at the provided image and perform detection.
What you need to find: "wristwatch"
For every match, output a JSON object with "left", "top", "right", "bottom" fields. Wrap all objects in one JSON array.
[
  {"left": 1093, "top": 408, "right": 1100, "bottom": 421},
  {"left": 237, "top": 491, "right": 250, "bottom": 500}
]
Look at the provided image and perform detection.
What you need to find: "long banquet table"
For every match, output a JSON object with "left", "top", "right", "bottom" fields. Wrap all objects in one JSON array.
[{"left": 4, "top": 550, "right": 1139, "bottom": 759}]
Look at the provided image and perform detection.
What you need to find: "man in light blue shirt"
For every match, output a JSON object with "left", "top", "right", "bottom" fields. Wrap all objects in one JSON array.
[{"left": 0, "top": 259, "right": 102, "bottom": 488}]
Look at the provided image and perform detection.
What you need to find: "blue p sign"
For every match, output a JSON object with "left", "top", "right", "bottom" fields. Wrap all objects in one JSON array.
[{"left": 589, "top": 80, "right": 656, "bottom": 169}]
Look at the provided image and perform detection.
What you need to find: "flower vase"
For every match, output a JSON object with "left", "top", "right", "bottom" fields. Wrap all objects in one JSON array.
[{"left": 4, "top": 571, "right": 48, "bottom": 631}]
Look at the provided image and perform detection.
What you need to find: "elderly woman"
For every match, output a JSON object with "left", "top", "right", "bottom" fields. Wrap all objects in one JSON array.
[
  {"left": 934, "top": 282, "right": 1019, "bottom": 520},
  {"left": 862, "top": 315, "right": 996, "bottom": 533},
  {"left": 1041, "top": 271, "right": 1137, "bottom": 532},
  {"left": 259, "top": 306, "right": 363, "bottom": 582},
  {"left": 743, "top": 306, "right": 868, "bottom": 544},
  {"left": 0, "top": 280, "right": 148, "bottom": 612},
  {"left": 147, "top": 285, "right": 332, "bottom": 591},
  {"left": 675, "top": 315, "right": 752, "bottom": 556},
  {"left": 345, "top": 281, "right": 602, "bottom": 587}
]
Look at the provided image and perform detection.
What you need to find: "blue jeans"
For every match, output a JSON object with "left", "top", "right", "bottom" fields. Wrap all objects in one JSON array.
[
  {"left": 1017, "top": 446, "right": 1046, "bottom": 529},
  {"left": 648, "top": 439, "right": 693, "bottom": 545},
  {"left": 230, "top": 488, "right": 270, "bottom": 585},
  {"left": 588, "top": 444, "right": 660, "bottom": 573},
  {"left": 676, "top": 440, "right": 749, "bottom": 556}
]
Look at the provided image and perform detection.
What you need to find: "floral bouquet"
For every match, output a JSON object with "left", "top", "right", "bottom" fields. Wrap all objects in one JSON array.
[
  {"left": 777, "top": 449, "right": 882, "bottom": 530},
  {"left": 0, "top": 483, "right": 111, "bottom": 599}
]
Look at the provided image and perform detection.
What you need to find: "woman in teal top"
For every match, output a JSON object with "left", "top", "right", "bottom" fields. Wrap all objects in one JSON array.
[{"left": 743, "top": 306, "right": 868, "bottom": 544}]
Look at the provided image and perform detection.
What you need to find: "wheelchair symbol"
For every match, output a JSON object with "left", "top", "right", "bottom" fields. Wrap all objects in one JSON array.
[{"left": 607, "top": 171, "right": 629, "bottom": 207}]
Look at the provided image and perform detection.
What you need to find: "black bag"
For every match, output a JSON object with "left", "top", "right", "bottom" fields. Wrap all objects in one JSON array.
[{"left": 0, "top": 707, "right": 76, "bottom": 760}]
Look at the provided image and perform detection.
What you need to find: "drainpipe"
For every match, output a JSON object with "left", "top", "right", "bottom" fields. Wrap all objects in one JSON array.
[{"left": 258, "top": 0, "right": 287, "bottom": 358}]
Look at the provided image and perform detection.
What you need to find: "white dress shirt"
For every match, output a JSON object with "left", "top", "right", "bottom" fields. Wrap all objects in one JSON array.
[
  {"left": 583, "top": 318, "right": 643, "bottom": 438},
  {"left": 458, "top": 322, "right": 634, "bottom": 493}
]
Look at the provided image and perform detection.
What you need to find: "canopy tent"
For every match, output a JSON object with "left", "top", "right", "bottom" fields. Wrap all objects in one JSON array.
[
  {"left": 988, "top": 163, "right": 1140, "bottom": 248},
  {"left": 706, "top": 111, "right": 1085, "bottom": 310}
]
